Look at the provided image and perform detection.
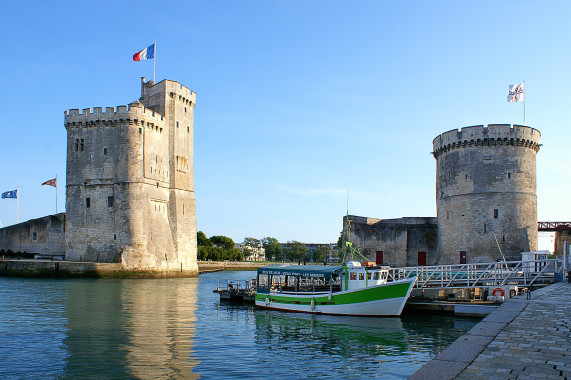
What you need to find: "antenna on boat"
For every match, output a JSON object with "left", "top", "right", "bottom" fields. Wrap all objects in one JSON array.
[{"left": 343, "top": 190, "right": 372, "bottom": 265}]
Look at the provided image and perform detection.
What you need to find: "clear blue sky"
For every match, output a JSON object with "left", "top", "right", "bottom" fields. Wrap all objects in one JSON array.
[{"left": 1, "top": 1, "right": 570, "bottom": 244}]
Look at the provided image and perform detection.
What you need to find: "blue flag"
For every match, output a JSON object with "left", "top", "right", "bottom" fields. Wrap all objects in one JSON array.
[{"left": 1, "top": 189, "right": 17, "bottom": 199}]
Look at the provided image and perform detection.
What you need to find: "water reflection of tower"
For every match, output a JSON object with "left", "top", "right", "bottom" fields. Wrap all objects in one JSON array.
[{"left": 63, "top": 279, "right": 199, "bottom": 379}]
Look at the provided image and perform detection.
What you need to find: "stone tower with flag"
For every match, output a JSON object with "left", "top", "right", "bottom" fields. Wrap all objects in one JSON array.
[
  {"left": 432, "top": 124, "right": 541, "bottom": 264},
  {"left": 64, "top": 78, "right": 198, "bottom": 275}
]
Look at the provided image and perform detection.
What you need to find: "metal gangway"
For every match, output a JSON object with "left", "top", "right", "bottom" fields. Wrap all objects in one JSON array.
[{"left": 388, "top": 259, "right": 566, "bottom": 291}]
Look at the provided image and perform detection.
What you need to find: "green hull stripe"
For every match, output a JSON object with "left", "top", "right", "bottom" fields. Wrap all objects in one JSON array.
[{"left": 256, "top": 282, "right": 411, "bottom": 306}]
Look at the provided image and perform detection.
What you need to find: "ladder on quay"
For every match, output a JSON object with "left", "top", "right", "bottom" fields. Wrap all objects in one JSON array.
[{"left": 387, "top": 259, "right": 566, "bottom": 291}]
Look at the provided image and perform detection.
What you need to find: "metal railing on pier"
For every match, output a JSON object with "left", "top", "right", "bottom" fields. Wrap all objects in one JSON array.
[{"left": 388, "top": 259, "right": 565, "bottom": 290}]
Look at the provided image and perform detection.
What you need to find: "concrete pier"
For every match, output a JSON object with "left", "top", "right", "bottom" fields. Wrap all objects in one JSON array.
[{"left": 409, "top": 282, "right": 571, "bottom": 379}]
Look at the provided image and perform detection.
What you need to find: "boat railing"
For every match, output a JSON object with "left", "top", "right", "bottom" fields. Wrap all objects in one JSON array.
[
  {"left": 387, "top": 258, "right": 564, "bottom": 290},
  {"left": 215, "top": 279, "right": 256, "bottom": 294}
]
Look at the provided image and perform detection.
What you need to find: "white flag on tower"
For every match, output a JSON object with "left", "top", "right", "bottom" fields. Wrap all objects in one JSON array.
[{"left": 507, "top": 82, "right": 524, "bottom": 102}]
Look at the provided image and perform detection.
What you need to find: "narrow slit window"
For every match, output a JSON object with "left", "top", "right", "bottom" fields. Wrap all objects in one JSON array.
[
  {"left": 108, "top": 196, "right": 114, "bottom": 208},
  {"left": 494, "top": 209, "right": 499, "bottom": 219},
  {"left": 86, "top": 198, "right": 91, "bottom": 208}
]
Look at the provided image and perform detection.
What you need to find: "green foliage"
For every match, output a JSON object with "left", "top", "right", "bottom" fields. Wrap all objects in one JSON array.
[
  {"left": 261, "top": 237, "right": 282, "bottom": 261},
  {"left": 286, "top": 241, "right": 307, "bottom": 262},
  {"left": 210, "top": 235, "right": 236, "bottom": 250},
  {"left": 337, "top": 233, "right": 343, "bottom": 249},
  {"left": 244, "top": 237, "right": 261, "bottom": 247},
  {"left": 197, "top": 233, "right": 243, "bottom": 261},
  {"left": 197, "top": 231, "right": 213, "bottom": 247},
  {"left": 197, "top": 246, "right": 243, "bottom": 261},
  {"left": 313, "top": 247, "right": 327, "bottom": 262}
]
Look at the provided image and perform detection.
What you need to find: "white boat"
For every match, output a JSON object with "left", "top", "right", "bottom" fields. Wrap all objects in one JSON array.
[{"left": 255, "top": 261, "right": 416, "bottom": 316}]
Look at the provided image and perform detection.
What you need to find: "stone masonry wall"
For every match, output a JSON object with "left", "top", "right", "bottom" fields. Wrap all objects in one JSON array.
[
  {"left": 555, "top": 230, "right": 571, "bottom": 257},
  {"left": 0, "top": 213, "right": 65, "bottom": 256},
  {"left": 342, "top": 215, "right": 438, "bottom": 267}
]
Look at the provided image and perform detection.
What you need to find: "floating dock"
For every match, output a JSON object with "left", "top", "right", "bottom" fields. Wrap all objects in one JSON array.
[{"left": 213, "top": 279, "right": 256, "bottom": 303}]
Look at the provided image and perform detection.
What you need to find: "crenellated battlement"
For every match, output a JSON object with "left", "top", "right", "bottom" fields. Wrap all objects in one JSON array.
[
  {"left": 64, "top": 101, "right": 165, "bottom": 126},
  {"left": 432, "top": 124, "right": 541, "bottom": 159},
  {"left": 164, "top": 80, "right": 196, "bottom": 102},
  {"left": 141, "top": 78, "right": 196, "bottom": 109}
]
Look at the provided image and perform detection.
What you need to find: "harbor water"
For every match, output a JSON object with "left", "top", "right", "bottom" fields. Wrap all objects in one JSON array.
[{"left": 0, "top": 270, "right": 480, "bottom": 379}]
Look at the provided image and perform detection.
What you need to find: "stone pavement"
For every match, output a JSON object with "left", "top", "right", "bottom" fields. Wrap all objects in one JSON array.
[{"left": 409, "top": 282, "right": 571, "bottom": 379}]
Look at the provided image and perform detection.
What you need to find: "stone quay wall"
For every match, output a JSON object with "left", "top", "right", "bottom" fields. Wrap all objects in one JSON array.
[
  {"left": 0, "top": 259, "right": 197, "bottom": 278},
  {"left": 433, "top": 124, "right": 541, "bottom": 264}
]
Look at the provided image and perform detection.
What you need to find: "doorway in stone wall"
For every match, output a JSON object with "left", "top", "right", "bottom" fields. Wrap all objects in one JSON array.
[
  {"left": 376, "top": 251, "right": 383, "bottom": 265},
  {"left": 460, "top": 251, "right": 467, "bottom": 264},
  {"left": 418, "top": 251, "right": 426, "bottom": 266}
]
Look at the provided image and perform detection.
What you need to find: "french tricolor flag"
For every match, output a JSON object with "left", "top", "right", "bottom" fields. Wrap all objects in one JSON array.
[{"left": 133, "top": 44, "right": 155, "bottom": 61}]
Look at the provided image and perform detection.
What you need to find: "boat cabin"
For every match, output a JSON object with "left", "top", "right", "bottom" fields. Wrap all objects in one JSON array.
[
  {"left": 344, "top": 261, "right": 390, "bottom": 291},
  {"left": 256, "top": 263, "right": 391, "bottom": 295}
]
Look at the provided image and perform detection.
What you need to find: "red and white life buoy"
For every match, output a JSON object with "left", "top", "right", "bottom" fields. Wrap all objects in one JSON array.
[{"left": 492, "top": 287, "right": 505, "bottom": 297}]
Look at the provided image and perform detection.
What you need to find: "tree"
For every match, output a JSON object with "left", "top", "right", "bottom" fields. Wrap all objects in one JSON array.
[
  {"left": 197, "top": 231, "right": 213, "bottom": 247},
  {"left": 282, "top": 245, "right": 293, "bottom": 262},
  {"left": 313, "top": 247, "right": 326, "bottom": 263},
  {"left": 288, "top": 241, "right": 307, "bottom": 263},
  {"left": 197, "top": 234, "right": 243, "bottom": 261},
  {"left": 210, "top": 235, "right": 236, "bottom": 250},
  {"left": 261, "top": 237, "right": 282, "bottom": 261}
]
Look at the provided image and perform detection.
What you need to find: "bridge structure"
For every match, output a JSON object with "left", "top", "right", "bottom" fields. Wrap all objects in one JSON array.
[
  {"left": 388, "top": 258, "right": 566, "bottom": 292},
  {"left": 538, "top": 221, "right": 571, "bottom": 231},
  {"left": 538, "top": 222, "right": 571, "bottom": 257}
]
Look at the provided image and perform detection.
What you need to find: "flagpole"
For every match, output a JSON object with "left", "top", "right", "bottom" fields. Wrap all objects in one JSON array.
[
  {"left": 523, "top": 80, "right": 526, "bottom": 125},
  {"left": 16, "top": 186, "right": 19, "bottom": 224},
  {"left": 153, "top": 38, "right": 156, "bottom": 83},
  {"left": 55, "top": 174, "right": 58, "bottom": 214}
]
